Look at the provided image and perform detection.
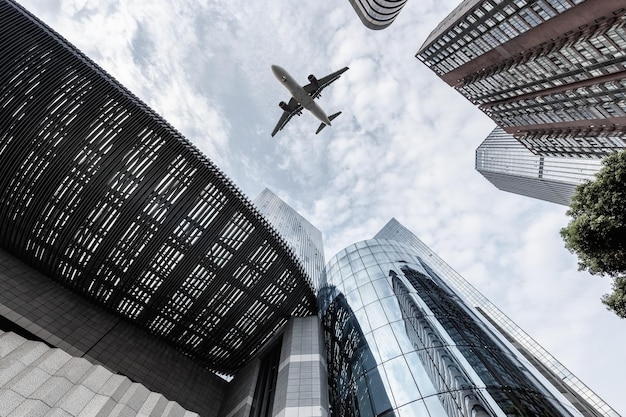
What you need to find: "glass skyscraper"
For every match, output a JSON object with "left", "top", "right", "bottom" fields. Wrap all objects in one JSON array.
[
  {"left": 254, "top": 189, "right": 325, "bottom": 289},
  {"left": 319, "top": 218, "right": 620, "bottom": 417},
  {"left": 476, "top": 127, "right": 603, "bottom": 205}
]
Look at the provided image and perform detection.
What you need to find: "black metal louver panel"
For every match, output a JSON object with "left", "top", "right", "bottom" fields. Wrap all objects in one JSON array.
[{"left": 0, "top": 0, "right": 316, "bottom": 375}]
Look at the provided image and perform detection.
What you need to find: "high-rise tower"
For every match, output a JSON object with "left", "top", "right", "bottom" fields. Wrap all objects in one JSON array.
[
  {"left": 318, "top": 218, "right": 620, "bottom": 417},
  {"left": 417, "top": 0, "right": 626, "bottom": 159},
  {"left": 476, "top": 127, "right": 602, "bottom": 204},
  {"left": 254, "top": 189, "right": 325, "bottom": 289},
  {"left": 417, "top": 0, "right": 626, "bottom": 204},
  {"left": 347, "top": 0, "right": 408, "bottom": 30}
]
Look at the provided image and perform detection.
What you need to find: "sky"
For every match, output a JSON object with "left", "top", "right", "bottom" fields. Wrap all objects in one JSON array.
[{"left": 19, "top": 0, "right": 625, "bottom": 414}]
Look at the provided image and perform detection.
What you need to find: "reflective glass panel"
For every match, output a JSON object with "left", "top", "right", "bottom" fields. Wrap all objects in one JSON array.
[
  {"left": 365, "top": 301, "right": 389, "bottom": 330},
  {"left": 383, "top": 356, "right": 421, "bottom": 407},
  {"left": 373, "top": 325, "right": 402, "bottom": 362}
]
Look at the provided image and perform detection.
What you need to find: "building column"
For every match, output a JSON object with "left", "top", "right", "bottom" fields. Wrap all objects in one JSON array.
[{"left": 272, "top": 316, "right": 329, "bottom": 417}]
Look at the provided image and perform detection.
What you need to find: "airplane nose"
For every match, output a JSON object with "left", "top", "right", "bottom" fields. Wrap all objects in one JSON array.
[{"left": 271, "top": 65, "right": 288, "bottom": 82}]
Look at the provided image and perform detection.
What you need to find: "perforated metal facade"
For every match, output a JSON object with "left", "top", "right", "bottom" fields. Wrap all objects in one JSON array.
[
  {"left": 0, "top": 0, "right": 316, "bottom": 376},
  {"left": 417, "top": 0, "right": 626, "bottom": 159}
]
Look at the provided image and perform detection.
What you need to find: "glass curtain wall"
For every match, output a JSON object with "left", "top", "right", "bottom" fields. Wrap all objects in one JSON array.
[{"left": 318, "top": 239, "right": 582, "bottom": 417}]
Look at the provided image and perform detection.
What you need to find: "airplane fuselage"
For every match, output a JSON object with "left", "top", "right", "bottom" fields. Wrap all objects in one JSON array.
[{"left": 271, "top": 65, "right": 331, "bottom": 126}]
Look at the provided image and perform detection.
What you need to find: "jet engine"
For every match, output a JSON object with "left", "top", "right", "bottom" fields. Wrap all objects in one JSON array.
[
  {"left": 308, "top": 74, "right": 318, "bottom": 86},
  {"left": 279, "top": 101, "right": 289, "bottom": 111}
]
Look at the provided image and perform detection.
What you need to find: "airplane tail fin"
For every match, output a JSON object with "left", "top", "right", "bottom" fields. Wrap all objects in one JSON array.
[{"left": 315, "top": 111, "right": 342, "bottom": 135}]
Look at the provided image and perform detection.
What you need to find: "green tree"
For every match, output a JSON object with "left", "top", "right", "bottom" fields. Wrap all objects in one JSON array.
[
  {"left": 560, "top": 150, "right": 626, "bottom": 318},
  {"left": 601, "top": 276, "right": 626, "bottom": 319}
]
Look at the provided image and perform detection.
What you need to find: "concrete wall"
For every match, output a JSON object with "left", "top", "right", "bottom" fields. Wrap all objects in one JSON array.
[
  {"left": 0, "top": 330, "right": 198, "bottom": 416},
  {"left": 218, "top": 358, "right": 261, "bottom": 417},
  {"left": 0, "top": 248, "right": 227, "bottom": 417}
]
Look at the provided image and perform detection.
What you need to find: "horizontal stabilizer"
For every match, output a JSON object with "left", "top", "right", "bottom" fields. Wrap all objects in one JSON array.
[
  {"left": 315, "top": 111, "right": 342, "bottom": 135},
  {"left": 328, "top": 111, "right": 342, "bottom": 122}
]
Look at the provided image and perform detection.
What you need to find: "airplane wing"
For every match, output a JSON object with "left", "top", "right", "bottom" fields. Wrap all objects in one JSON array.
[
  {"left": 271, "top": 97, "right": 303, "bottom": 137},
  {"left": 303, "top": 67, "right": 349, "bottom": 99}
]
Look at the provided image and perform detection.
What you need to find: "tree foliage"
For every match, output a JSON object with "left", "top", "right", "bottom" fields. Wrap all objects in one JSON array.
[
  {"left": 560, "top": 150, "right": 626, "bottom": 318},
  {"left": 601, "top": 276, "right": 626, "bottom": 319}
]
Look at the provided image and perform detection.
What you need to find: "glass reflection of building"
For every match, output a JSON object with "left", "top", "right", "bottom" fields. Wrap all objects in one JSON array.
[
  {"left": 319, "top": 219, "right": 620, "bottom": 417},
  {"left": 476, "top": 127, "right": 603, "bottom": 205},
  {"left": 390, "top": 269, "right": 491, "bottom": 417},
  {"left": 318, "top": 286, "right": 394, "bottom": 417}
]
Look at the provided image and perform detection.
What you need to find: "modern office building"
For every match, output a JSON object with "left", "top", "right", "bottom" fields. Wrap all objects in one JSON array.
[
  {"left": 346, "top": 0, "right": 408, "bottom": 30},
  {"left": 417, "top": 0, "right": 626, "bottom": 159},
  {"left": 476, "top": 127, "right": 603, "bottom": 204},
  {"left": 319, "top": 218, "right": 620, "bottom": 417},
  {"left": 254, "top": 189, "right": 325, "bottom": 289}
]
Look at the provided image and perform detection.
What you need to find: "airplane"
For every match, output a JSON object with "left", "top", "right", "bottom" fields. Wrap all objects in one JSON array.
[{"left": 270, "top": 64, "right": 349, "bottom": 137}]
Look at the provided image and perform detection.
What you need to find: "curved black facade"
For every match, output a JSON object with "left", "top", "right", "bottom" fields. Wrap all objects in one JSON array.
[{"left": 0, "top": 0, "right": 316, "bottom": 375}]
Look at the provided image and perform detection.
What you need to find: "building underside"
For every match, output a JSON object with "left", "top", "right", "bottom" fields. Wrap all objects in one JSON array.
[{"left": 0, "top": 1, "right": 318, "bottom": 414}]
